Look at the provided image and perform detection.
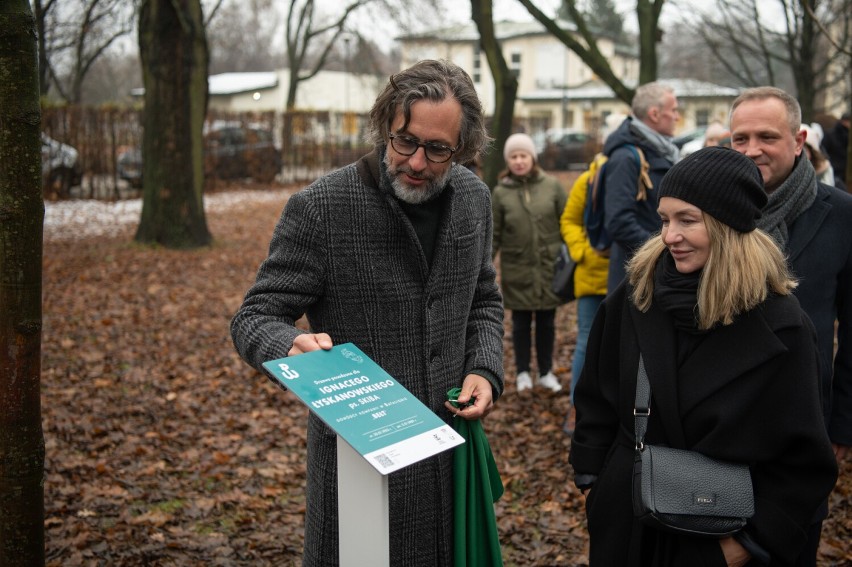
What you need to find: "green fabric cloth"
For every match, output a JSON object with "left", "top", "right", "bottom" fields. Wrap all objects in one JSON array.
[{"left": 447, "top": 387, "right": 504, "bottom": 567}]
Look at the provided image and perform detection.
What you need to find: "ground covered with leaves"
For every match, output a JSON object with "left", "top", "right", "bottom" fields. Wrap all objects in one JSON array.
[{"left": 42, "top": 184, "right": 852, "bottom": 566}]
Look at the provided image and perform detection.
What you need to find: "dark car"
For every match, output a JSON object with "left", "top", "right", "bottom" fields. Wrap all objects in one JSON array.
[
  {"left": 537, "top": 129, "right": 597, "bottom": 170},
  {"left": 118, "top": 124, "right": 282, "bottom": 188}
]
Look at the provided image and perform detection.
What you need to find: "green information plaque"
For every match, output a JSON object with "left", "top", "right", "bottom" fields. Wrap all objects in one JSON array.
[{"left": 263, "top": 343, "right": 464, "bottom": 474}]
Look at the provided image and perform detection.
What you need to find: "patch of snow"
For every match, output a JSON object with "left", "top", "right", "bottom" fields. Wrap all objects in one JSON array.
[{"left": 44, "top": 188, "right": 290, "bottom": 242}]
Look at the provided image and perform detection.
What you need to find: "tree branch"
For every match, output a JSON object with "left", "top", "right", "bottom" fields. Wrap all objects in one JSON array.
[{"left": 517, "top": 0, "right": 634, "bottom": 104}]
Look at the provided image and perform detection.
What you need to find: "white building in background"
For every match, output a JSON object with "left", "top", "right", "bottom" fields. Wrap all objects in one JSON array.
[
  {"left": 205, "top": 69, "right": 384, "bottom": 114},
  {"left": 820, "top": 18, "right": 851, "bottom": 119},
  {"left": 397, "top": 19, "right": 741, "bottom": 140},
  {"left": 134, "top": 19, "right": 746, "bottom": 146}
]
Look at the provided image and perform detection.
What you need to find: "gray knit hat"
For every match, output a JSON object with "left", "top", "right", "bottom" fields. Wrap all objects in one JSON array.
[
  {"left": 659, "top": 146, "right": 767, "bottom": 232},
  {"left": 503, "top": 133, "right": 537, "bottom": 162}
]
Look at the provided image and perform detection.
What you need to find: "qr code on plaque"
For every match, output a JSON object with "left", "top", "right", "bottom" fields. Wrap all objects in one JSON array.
[{"left": 375, "top": 453, "right": 394, "bottom": 468}]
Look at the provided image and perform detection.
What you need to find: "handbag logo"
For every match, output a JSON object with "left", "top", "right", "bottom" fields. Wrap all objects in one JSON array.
[{"left": 694, "top": 493, "right": 716, "bottom": 506}]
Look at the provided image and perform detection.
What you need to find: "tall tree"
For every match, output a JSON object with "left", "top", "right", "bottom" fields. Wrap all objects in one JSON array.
[
  {"left": 30, "top": 0, "right": 135, "bottom": 103},
  {"left": 677, "top": 0, "right": 850, "bottom": 122},
  {"left": 66, "top": 0, "right": 136, "bottom": 103},
  {"left": 804, "top": 0, "right": 852, "bottom": 188},
  {"left": 516, "top": 0, "right": 667, "bottom": 104},
  {"left": 135, "top": 0, "right": 212, "bottom": 249},
  {"left": 558, "top": 0, "right": 624, "bottom": 39},
  {"left": 284, "top": 0, "right": 372, "bottom": 110},
  {"left": 206, "top": 0, "right": 281, "bottom": 73},
  {"left": 283, "top": 0, "right": 436, "bottom": 109},
  {"left": 30, "top": 0, "right": 55, "bottom": 97},
  {"left": 471, "top": 0, "right": 518, "bottom": 189},
  {"left": 0, "top": 1, "right": 46, "bottom": 564}
]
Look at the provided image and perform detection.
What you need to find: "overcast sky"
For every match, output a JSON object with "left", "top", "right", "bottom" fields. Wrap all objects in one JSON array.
[{"left": 313, "top": 0, "right": 788, "bottom": 53}]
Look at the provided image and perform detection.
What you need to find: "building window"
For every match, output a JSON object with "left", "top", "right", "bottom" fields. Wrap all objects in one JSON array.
[
  {"left": 695, "top": 109, "right": 710, "bottom": 127},
  {"left": 473, "top": 45, "right": 481, "bottom": 83},
  {"left": 510, "top": 52, "right": 521, "bottom": 79}
]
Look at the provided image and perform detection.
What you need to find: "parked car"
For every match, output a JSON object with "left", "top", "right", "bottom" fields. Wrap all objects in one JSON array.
[
  {"left": 118, "top": 124, "right": 282, "bottom": 188},
  {"left": 42, "top": 133, "right": 83, "bottom": 198},
  {"left": 116, "top": 147, "right": 143, "bottom": 187},
  {"left": 537, "top": 129, "right": 597, "bottom": 171},
  {"left": 672, "top": 126, "right": 707, "bottom": 150}
]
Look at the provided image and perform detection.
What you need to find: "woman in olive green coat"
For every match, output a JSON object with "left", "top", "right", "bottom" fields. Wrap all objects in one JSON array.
[{"left": 492, "top": 133, "right": 567, "bottom": 393}]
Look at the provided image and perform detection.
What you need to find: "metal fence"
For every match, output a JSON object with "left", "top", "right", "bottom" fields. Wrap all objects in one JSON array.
[{"left": 40, "top": 104, "right": 374, "bottom": 200}]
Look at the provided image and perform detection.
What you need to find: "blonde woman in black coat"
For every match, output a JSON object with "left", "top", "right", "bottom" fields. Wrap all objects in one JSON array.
[{"left": 569, "top": 147, "right": 837, "bottom": 567}]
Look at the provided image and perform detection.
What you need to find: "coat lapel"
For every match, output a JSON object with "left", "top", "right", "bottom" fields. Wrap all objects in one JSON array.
[
  {"left": 676, "top": 302, "right": 792, "bottom": 416},
  {"left": 787, "top": 187, "right": 830, "bottom": 263},
  {"left": 629, "top": 295, "right": 796, "bottom": 445},
  {"left": 628, "top": 301, "right": 686, "bottom": 448}
]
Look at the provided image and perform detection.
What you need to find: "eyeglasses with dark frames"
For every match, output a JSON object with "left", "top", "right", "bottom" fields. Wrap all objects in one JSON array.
[{"left": 388, "top": 133, "right": 458, "bottom": 164}]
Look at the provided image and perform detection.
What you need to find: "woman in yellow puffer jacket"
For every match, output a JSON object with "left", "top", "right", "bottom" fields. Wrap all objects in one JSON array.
[{"left": 560, "top": 154, "right": 610, "bottom": 407}]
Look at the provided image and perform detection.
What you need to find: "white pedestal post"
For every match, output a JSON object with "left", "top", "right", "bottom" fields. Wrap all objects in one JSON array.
[{"left": 337, "top": 435, "right": 390, "bottom": 567}]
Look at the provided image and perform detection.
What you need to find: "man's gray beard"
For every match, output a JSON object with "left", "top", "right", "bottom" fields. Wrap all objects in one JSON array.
[{"left": 384, "top": 153, "right": 452, "bottom": 204}]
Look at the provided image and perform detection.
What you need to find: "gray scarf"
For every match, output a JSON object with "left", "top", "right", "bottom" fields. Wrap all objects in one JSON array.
[
  {"left": 755, "top": 156, "right": 817, "bottom": 248},
  {"left": 630, "top": 118, "right": 680, "bottom": 163}
]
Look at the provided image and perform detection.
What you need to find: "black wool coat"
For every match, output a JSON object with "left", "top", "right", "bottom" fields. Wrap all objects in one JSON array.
[
  {"left": 786, "top": 181, "right": 852, "bottom": 446},
  {"left": 569, "top": 283, "right": 838, "bottom": 567}
]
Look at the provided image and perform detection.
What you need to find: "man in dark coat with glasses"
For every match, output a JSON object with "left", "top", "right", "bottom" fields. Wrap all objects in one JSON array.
[{"left": 231, "top": 59, "right": 504, "bottom": 566}]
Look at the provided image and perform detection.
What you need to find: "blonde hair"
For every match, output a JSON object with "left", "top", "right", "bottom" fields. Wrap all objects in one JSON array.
[{"left": 628, "top": 215, "right": 796, "bottom": 329}]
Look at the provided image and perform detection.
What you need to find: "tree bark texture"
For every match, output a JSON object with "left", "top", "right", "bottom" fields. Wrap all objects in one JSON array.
[
  {"left": 135, "top": 0, "right": 212, "bottom": 249},
  {"left": 0, "top": 0, "right": 46, "bottom": 565},
  {"left": 636, "top": 0, "right": 664, "bottom": 85},
  {"left": 472, "top": 0, "right": 519, "bottom": 190}
]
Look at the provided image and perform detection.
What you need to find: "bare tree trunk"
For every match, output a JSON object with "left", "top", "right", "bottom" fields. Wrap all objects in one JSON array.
[
  {"left": 0, "top": 1, "right": 46, "bottom": 564},
  {"left": 284, "top": 0, "right": 371, "bottom": 110},
  {"left": 636, "top": 0, "right": 665, "bottom": 85},
  {"left": 135, "top": 0, "right": 212, "bottom": 249},
  {"left": 471, "top": 0, "right": 518, "bottom": 190},
  {"left": 32, "top": 0, "right": 51, "bottom": 97}
]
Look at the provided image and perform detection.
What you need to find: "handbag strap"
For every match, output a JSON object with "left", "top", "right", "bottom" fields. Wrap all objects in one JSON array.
[{"left": 634, "top": 355, "right": 651, "bottom": 450}]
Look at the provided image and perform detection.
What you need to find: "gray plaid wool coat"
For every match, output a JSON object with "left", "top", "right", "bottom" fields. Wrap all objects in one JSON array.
[{"left": 231, "top": 148, "right": 505, "bottom": 566}]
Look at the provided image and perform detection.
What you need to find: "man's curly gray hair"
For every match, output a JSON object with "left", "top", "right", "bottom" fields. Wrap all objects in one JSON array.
[{"left": 367, "top": 59, "right": 491, "bottom": 165}]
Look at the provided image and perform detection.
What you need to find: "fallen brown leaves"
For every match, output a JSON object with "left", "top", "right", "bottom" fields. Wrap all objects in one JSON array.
[{"left": 42, "top": 182, "right": 852, "bottom": 566}]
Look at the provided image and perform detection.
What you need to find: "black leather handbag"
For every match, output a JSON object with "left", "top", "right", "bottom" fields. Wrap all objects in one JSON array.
[
  {"left": 631, "top": 356, "right": 754, "bottom": 537},
  {"left": 552, "top": 243, "right": 577, "bottom": 303}
]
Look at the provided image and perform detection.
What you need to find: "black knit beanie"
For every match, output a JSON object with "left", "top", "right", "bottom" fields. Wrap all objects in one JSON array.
[{"left": 659, "top": 146, "right": 767, "bottom": 232}]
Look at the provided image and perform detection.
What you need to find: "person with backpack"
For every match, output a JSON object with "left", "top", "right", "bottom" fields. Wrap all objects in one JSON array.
[
  {"left": 492, "top": 133, "right": 567, "bottom": 393},
  {"left": 598, "top": 82, "right": 680, "bottom": 293},
  {"left": 560, "top": 153, "right": 609, "bottom": 417}
]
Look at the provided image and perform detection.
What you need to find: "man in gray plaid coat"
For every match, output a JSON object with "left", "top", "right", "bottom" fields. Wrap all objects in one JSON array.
[{"left": 231, "top": 59, "right": 504, "bottom": 566}]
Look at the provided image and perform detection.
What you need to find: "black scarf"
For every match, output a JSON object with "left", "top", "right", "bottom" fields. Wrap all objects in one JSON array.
[
  {"left": 755, "top": 155, "right": 817, "bottom": 248},
  {"left": 653, "top": 252, "right": 702, "bottom": 333}
]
